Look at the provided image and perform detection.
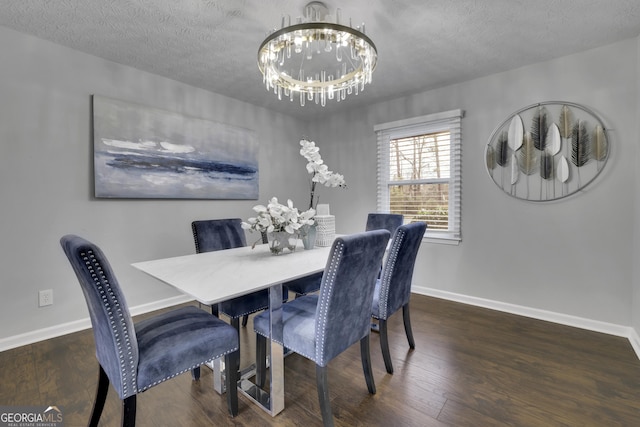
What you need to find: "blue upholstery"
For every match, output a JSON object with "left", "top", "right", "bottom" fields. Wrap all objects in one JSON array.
[
  {"left": 60, "top": 234, "right": 239, "bottom": 425},
  {"left": 365, "top": 213, "right": 404, "bottom": 235},
  {"left": 284, "top": 213, "right": 403, "bottom": 298},
  {"left": 191, "top": 219, "right": 270, "bottom": 320},
  {"left": 192, "top": 218, "right": 247, "bottom": 252},
  {"left": 254, "top": 230, "right": 390, "bottom": 426},
  {"left": 366, "top": 212, "right": 405, "bottom": 285},
  {"left": 371, "top": 222, "right": 427, "bottom": 373},
  {"left": 282, "top": 271, "right": 323, "bottom": 298},
  {"left": 134, "top": 308, "right": 237, "bottom": 392}
]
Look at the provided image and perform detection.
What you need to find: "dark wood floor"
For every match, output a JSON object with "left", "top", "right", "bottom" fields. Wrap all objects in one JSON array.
[{"left": 1, "top": 294, "right": 639, "bottom": 426}]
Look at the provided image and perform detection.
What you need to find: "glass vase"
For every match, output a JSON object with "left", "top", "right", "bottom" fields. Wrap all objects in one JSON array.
[
  {"left": 268, "top": 231, "right": 298, "bottom": 255},
  {"left": 300, "top": 224, "right": 317, "bottom": 250}
]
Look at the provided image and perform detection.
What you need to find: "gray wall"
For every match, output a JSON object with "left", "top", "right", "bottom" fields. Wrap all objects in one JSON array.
[
  {"left": 0, "top": 25, "right": 309, "bottom": 341},
  {"left": 313, "top": 38, "right": 638, "bottom": 328},
  {"left": 1, "top": 23, "right": 638, "bottom": 348}
]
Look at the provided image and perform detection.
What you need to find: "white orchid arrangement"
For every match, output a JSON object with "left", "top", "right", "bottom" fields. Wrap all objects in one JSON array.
[
  {"left": 300, "top": 139, "right": 346, "bottom": 209},
  {"left": 241, "top": 197, "right": 316, "bottom": 246}
]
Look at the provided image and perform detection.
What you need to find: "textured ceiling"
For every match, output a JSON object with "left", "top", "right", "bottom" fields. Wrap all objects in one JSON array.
[{"left": 1, "top": 0, "right": 639, "bottom": 119}]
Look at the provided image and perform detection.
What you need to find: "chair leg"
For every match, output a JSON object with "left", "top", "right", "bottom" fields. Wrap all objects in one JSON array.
[
  {"left": 360, "top": 335, "right": 377, "bottom": 393},
  {"left": 402, "top": 304, "right": 416, "bottom": 349},
  {"left": 242, "top": 314, "right": 249, "bottom": 327},
  {"left": 255, "top": 334, "right": 267, "bottom": 388},
  {"left": 121, "top": 395, "right": 136, "bottom": 427},
  {"left": 191, "top": 366, "right": 201, "bottom": 380},
  {"left": 224, "top": 351, "right": 239, "bottom": 417},
  {"left": 316, "top": 365, "right": 335, "bottom": 427},
  {"left": 379, "top": 319, "right": 394, "bottom": 374},
  {"left": 229, "top": 317, "right": 241, "bottom": 374},
  {"left": 230, "top": 317, "right": 240, "bottom": 332},
  {"left": 89, "top": 365, "right": 110, "bottom": 427}
]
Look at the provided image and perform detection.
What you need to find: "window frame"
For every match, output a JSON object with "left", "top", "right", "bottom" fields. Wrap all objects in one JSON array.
[{"left": 374, "top": 109, "right": 463, "bottom": 244}]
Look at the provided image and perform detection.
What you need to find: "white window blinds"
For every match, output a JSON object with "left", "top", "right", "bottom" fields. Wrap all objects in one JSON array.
[{"left": 375, "top": 109, "right": 463, "bottom": 243}]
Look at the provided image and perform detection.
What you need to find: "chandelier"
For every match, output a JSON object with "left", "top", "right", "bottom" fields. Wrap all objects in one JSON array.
[{"left": 257, "top": 1, "right": 377, "bottom": 107}]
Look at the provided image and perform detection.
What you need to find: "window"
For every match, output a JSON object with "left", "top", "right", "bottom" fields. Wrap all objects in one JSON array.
[{"left": 374, "top": 109, "right": 463, "bottom": 244}]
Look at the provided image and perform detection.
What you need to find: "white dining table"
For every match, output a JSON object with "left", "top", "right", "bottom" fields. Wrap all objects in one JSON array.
[{"left": 132, "top": 241, "right": 332, "bottom": 416}]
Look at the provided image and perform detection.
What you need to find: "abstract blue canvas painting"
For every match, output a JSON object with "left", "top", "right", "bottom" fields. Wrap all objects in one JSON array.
[{"left": 93, "top": 96, "right": 258, "bottom": 199}]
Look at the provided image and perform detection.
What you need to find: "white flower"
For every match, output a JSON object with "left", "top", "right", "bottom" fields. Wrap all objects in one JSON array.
[
  {"left": 300, "top": 139, "right": 346, "bottom": 208},
  {"left": 242, "top": 197, "right": 316, "bottom": 237}
]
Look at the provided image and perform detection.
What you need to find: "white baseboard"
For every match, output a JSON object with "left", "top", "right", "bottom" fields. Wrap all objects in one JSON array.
[
  {"left": 0, "top": 294, "right": 193, "bottom": 352},
  {"left": 4, "top": 288, "right": 640, "bottom": 362},
  {"left": 413, "top": 286, "right": 640, "bottom": 361},
  {"left": 630, "top": 328, "right": 640, "bottom": 358}
]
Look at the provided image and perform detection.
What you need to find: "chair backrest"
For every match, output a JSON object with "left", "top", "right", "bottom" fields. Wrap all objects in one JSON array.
[
  {"left": 60, "top": 235, "right": 139, "bottom": 399},
  {"left": 191, "top": 219, "right": 247, "bottom": 253},
  {"left": 377, "top": 222, "right": 427, "bottom": 320},
  {"left": 365, "top": 213, "right": 404, "bottom": 236},
  {"left": 315, "top": 229, "right": 390, "bottom": 366}
]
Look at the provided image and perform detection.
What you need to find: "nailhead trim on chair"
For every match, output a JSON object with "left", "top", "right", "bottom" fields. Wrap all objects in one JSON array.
[
  {"left": 84, "top": 249, "right": 240, "bottom": 395},
  {"left": 220, "top": 306, "right": 266, "bottom": 319},
  {"left": 253, "top": 330, "right": 316, "bottom": 361},
  {"left": 136, "top": 348, "right": 238, "bottom": 393},
  {"left": 376, "top": 229, "right": 406, "bottom": 321},
  {"left": 82, "top": 249, "right": 138, "bottom": 396},
  {"left": 315, "top": 240, "right": 343, "bottom": 366},
  {"left": 192, "top": 228, "right": 201, "bottom": 254},
  {"left": 192, "top": 220, "right": 262, "bottom": 320},
  {"left": 254, "top": 240, "right": 347, "bottom": 364}
]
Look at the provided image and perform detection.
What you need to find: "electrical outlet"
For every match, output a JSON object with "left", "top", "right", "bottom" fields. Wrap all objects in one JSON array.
[{"left": 39, "top": 289, "right": 53, "bottom": 307}]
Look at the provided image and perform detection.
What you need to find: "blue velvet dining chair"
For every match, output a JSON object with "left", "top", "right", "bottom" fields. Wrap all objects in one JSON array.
[
  {"left": 367, "top": 212, "right": 405, "bottom": 332},
  {"left": 371, "top": 221, "right": 427, "bottom": 374},
  {"left": 192, "top": 218, "right": 286, "bottom": 376},
  {"left": 365, "top": 212, "right": 404, "bottom": 235},
  {"left": 253, "top": 230, "right": 391, "bottom": 427},
  {"left": 282, "top": 271, "right": 323, "bottom": 298},
  {"left": 192, "top": 218, "right": 271, "bottom": 329},
  {"left": 60, "top": 234, "right": 239, "bottom": 427},
  {"left": 283, "top": 213, "right": 404, "bottom": 298}
]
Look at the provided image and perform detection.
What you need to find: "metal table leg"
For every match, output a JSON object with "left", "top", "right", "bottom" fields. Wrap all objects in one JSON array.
[{"left": 238, "top": 283, "right": 285, "bottom": 416}]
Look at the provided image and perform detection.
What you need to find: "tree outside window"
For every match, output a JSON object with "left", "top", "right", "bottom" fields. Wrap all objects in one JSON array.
[
  {"left": 389, "top": 132, "right": 450, "bottom": 230},
  {"left": 375, "top": 110, "right": 462, "bottom": 243}
]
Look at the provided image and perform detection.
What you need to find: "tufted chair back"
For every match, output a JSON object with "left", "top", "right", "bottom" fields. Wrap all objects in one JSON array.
[
  {"left": 190, "top": 217, "right": 272, "bottom": 368},
  {"left": 192, "top": 218, "right": 246, "bottom": 253},
  {"left": 376, "top": 222, "right": 427, "bottom": 320},
  {"left": 314, "top": 229, "right": 390, "bottom": 366},
  {"left": 60, "top": 234, "right": 139, "bottom": 399},
  {"left": 365, "top": 213, "right": 404, "bottom": 236}
]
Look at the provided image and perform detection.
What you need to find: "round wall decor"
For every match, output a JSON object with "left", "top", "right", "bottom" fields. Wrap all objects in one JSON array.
[{"left": 485, "top": 102, "right": 609, "bottom": 201}]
